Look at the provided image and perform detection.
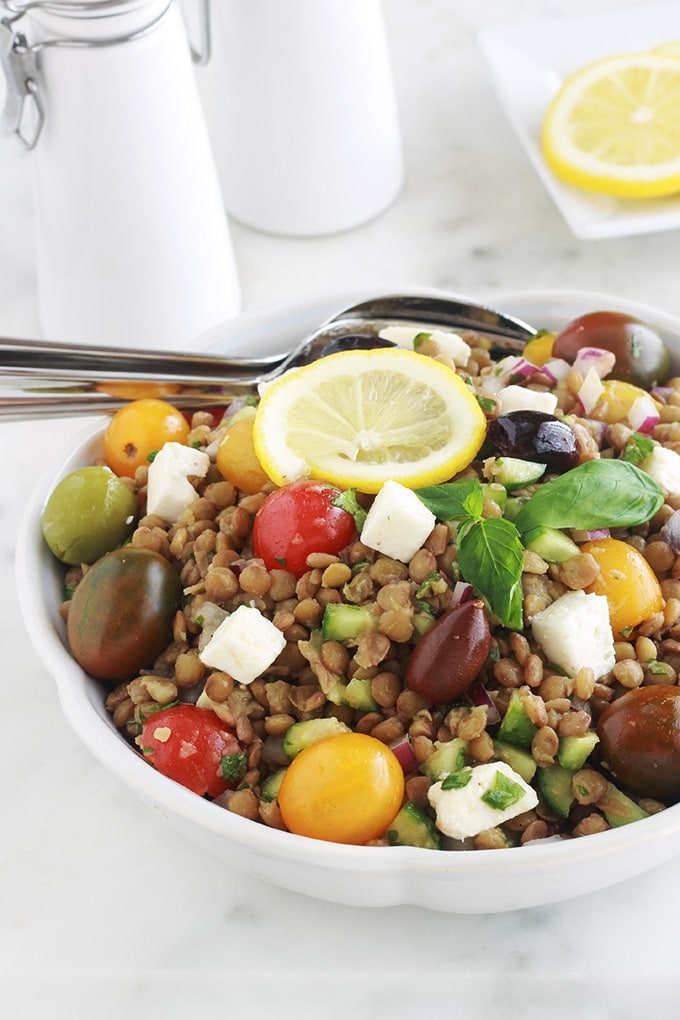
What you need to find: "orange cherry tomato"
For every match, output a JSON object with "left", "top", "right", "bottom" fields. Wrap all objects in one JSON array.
[
  {"left": 581, "top": 537, "right": 664, "bottom": 638},
  {"left": 216, "top": 414, "right": 270, "bottom": 494},
  {"left": 104, "top": 398, "right": 190, "bottom": 477},
  {"left": 277, "top": 733, "right": 405, "bottom": 845}
]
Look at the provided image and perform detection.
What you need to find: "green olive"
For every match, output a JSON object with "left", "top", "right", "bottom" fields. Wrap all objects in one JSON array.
[{"left": 42, "top": 466, "right": 138, "bottom": 565}]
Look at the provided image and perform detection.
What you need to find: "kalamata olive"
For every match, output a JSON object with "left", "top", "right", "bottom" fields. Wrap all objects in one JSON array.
[
  {"left": 66, "top": 546, "right": 182, "bottom": 683},
  {"left": 405, "top": 599, "right": 491, "bottom": 705},
  {"left": 597, "top": 685, "right": 680, "bottom": 804},
  {"left": 552, "top": 311, "right": 671, "bottom": 389},
  {"left": 42, "top": 466, "right": 137, "bottom": 565},
  {"left": 487, "top": 411, "right": 579, "bottom": 472}
]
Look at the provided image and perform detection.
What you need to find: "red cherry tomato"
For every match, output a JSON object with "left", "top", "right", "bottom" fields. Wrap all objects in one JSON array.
[
  {"left": 252, "top": 479, "right": 357, "bottom": 577},
  {"left": 136, "top": 704, "right": 246, "bottom": 798},
  {"left": 552, "top": 311, "right": 670, "bottom": 389}
]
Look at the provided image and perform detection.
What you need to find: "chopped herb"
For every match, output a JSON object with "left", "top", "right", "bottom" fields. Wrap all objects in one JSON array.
[
  {"left": 416, "top": 570, "right": 445, "bottom": 598},
  {"left": 275, "top": 556, "right": 287, "bottom": 566},
  {"left": 146, "top": 450, "right": 159, "bottom": 463},
  {"left": 415, "top": 599, "right": 436, "bottom": 616},
  {"left": 220, "top": 752, "right": 248, "bottom": 783},
  {"left": 646, "top": 660, "right": 669, "bottom": 675},
  {"left": 481, "top": 770, "right": 525, "bottom": 811},
  {"left": 331, "top": 488, "right": 367, "bottom": 531},
  {"left": 622, "top": 432, "right": 655, "bottom": 465},
  {"left": 441, "top": 767, "right": 473, "bottom": 790},
  {"left": 477, "top": 395, "right": 497, "bottom": 413},
  {"left": 412, "top": 331, "right": 432, "bottom": 350},
  {"left": 630, "top": 334, "right": 642, "bottom": 360}
]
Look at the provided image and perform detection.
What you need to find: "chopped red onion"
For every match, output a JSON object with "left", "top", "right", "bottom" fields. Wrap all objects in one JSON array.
[
  {"left": 465, "top": 681, "right": 501, "bottom": 724},
  {"left": 541, "top": 358, "right": 570, "bottom": 384},
  {"left": 389, "top": 734, "right": 419, "bottom": 775},
  {"left": 481, "top": 356, "right": 538, "bottom": 393},
  {"left": 627, "top": 394, "right": 660, "bottom": 434},
  {"left": 573, "top": 347, "right": 616, "bottom": 380},
  {"left": 577, "top": 366, "right": 604, "bottom": 415},
  {"left": 660, "top": 510, "right": 680, "bottom": 553},
  {"left": 652, "top": 386, "right": 673, "bottom": 403},
  {"left": 451, "top": 581, "right": 474, "bottom": 606},
  {"left": 572, "top": 528, "right": 611, "bottom": 542}
]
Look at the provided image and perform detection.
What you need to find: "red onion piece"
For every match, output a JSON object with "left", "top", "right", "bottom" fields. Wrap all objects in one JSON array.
[
  {"left": 451, "top": 581, "right": 474, "bottom": 606},
  {"left": 389, "top": 734, "right": 419, "bottom": 775},
  {"left": 465, "top": 681, "right": 501, "bottom": 725},
  {"left": 541, "top": 358, "right": 570, "bottom": 384},
  {"left": 573, "top": 347, "right": 616, "bottom": 380},
  {"left": 627, "top": 394, "right": 660, "bottom": 434},
  {"left": 661, "top": 510, "right": 680, "bottom": 554}
]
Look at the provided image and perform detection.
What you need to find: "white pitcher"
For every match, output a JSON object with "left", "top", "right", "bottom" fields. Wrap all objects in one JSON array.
[
  {"left": 191, "top": 0, "right": 404, "bottom": 237},
  {"left": 1, "top": 0, "right": 240, "bottom": 348}
]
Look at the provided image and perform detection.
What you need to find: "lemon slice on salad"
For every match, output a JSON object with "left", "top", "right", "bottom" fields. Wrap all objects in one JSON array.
[
  {"left": 252, "top": 347, "right": 487, "bottom": 493},
  {"left": 542, "top": 51, "right": 680, "bottom": 198}
]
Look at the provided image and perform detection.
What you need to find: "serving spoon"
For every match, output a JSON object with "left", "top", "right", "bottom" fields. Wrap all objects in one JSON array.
[{"left": 0, "top": 293, "right": 536, "bottom": 419}]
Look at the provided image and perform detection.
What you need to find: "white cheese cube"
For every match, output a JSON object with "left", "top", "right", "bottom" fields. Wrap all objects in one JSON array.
[
  {"left": 497, "top": 385, "right": 558, "bottom": 416},
  {"left": 198, "top": 604, "right": 286, "bottom": 684},
  {"left": 360, "top": 480, "right": 436, "bottom": 563},
  {"left": 378, "top": 325, "right": 471, "bottom": 367},
  {"left": 427, "top": 761, "right": 538, "bottom": 840},
  {"left": 640, "top": 445, "right": 680, "bottom": 497},
  {"left": 531, "top": 590, "right": 615, "bottom": 680},
  {"left": 146, "top": 442, "right": 210, "bottom": 523}
]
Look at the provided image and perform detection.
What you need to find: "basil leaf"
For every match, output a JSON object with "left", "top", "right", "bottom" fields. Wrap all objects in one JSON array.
[
  {"left": 622, "top": 433, "right": 656, "bottom": 465},
  {"left": 416, "top": 479, "right": 484, "bottom": 521},
  {"left": 331, "top": 488, "right": 367, "bottom": 531},
  {"left": 513, "top": 459, "right": 663, "bottom": 535},
  {"left": 457, "top": 516, "right": 524, "bottom": 630}
]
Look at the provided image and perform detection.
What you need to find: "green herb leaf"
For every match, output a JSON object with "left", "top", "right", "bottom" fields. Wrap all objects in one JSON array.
[
  {"left": 481, "top": 770, "right": 525, "bottom": 810},
  {"left": 415, "top": 478, "right": 484, "bottom": 521},
  {"left": 412, "top": 331, "right": 432, "bottom": 350},
  {"left": 622, "top": 433, "right": 656, "bottom": 465},
  {"left": 441, "top": 767, "right": 473, "bottom": 790},
  {"left": 513, "top": 459, "right": 664, "bottom": 535},
  {"left": 220, "top": 752, "right": 248, "bottom": 783},
  {"left": 457, "top": 516, "right": 524, "bottom": 630},
  {"left": 331, "top": 488, "right": 367, "bottom": 531}
]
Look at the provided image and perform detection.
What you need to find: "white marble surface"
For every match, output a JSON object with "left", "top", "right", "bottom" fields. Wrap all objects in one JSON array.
[{"left": 3, "top": 0, "right": 680, "bottom": 1015}]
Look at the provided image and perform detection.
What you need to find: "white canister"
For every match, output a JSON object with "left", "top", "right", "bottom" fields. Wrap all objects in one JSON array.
[
  {"left": 190, "top": 0, "right": 404, "bottom": 237},
  {"left": 1, "top": 0, "right": 240, "bottom": 348}
]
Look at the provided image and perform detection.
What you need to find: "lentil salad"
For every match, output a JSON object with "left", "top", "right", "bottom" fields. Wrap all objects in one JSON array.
[{"left": 46, "top": 307, "right": 680, "bottom": 851}]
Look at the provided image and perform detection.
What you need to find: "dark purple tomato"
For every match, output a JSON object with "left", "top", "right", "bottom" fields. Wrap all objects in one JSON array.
[
  {"left": 552, "top": 311, "right": 670, "bottom": 389},
  {"left": 487, "top": 411, "right": 579, "bottom": 472},
  {"left": 597, "top": 685, "right": 680, "bottom": 804}
]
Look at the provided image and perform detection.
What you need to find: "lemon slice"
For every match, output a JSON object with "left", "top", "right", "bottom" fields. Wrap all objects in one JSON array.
[
  {"left": 542, "top": 51, "right": 680, "bottom": 198},
  {"left": 653, "top": 40, "right": 680, "bottom": 60},
  {"left": 252, "top": 348, "right": 487, "bottom": 493}
]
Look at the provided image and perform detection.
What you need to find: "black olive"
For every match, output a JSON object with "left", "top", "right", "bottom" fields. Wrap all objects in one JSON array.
[{"left": 487, "top": 411, "right": 579, "bottom": 472}]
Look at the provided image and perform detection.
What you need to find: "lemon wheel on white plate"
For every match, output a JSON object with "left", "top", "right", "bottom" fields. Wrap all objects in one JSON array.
[
  {"left": 252, "top": 347, "right": 487, "bottom": 493},
  {"left": 542, "top": 50, "right": 680, "bottom": 199}
]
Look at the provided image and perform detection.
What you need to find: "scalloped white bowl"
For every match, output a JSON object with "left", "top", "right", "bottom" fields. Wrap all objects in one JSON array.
[{"left": 16, "top": 287, "right": 680, "bottom": 913}]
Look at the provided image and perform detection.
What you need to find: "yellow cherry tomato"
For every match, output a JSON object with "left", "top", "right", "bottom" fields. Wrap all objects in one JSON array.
[
  {"left": 581, "top": 537, "right": 664, "bottom": 639},
  {"left": 216, "top": 414, "right": 270, "bottom": 494},
  {"left": 590, "top": 380, "right": 650, "bottom": 425},
  {"left": 523, "top": 332, "right": 555, "bottom": 367},
  {"left": 277, "top": 733, "right": 405, "bottom": 845},
  {"left": 104, "top": 398, "right": 190, "bottom": 477}
]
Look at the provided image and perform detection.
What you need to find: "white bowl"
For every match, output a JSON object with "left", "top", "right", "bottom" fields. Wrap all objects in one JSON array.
[{"left": 17, "top": 287, "right": 680, "bottom": 913}]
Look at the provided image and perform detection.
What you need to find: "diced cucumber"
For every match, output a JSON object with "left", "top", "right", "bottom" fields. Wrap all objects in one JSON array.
[
  {"left": 537, "top": 764, "right": 574, "bottom": 819},
  {"left": 325, "top": 677, "right": 378, "bottom": 712},
  {"left": 386, "top": 801, "right": 441, "bottom": 850},
  {"left": 496, "top": 690, "right": 538, "bottom": 750},
  {"left": 504, "top": 496, "right": 529, "bottom": 522},
  {"left": 487, "top": 456, "right": 546, "bottom": 491},
  {"left": 322, "top": 603, "right": 375, "bottom": 642},
  {"left": 481, "top": 482, "right": 508, "bottom": 511},
  {"left": 260, "top": 768, "right": 286, "bottom": 802},
  {"left": 557, "top": 731, "right": 600, "bottom": 771},
  {"left": 596, "top": 782, "right": 649, "bottom": 828},
  {"left": 282, "top": 717, "right": 349, "bottom": 759},
  {"left": 493, "top": 739, "right": 537, "bottom": 784},
  {"left": 522, "top": 526, "right": 580, "bottom": 563},
  {"left": 420, "top": 737, "right": 468, "bottom": 781}
]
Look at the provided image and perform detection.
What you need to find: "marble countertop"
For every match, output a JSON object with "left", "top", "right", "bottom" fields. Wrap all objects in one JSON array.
[{"left": 2, "top": 0, "right": 680, "bottom": 1015}]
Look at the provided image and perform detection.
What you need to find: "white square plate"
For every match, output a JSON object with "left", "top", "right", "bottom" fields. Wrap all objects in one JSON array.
[{"left": 478, "top": 2, "right": 680, "bottom": 239}]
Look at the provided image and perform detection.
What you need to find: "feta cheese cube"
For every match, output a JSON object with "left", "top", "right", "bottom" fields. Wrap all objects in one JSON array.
[
  {"left": 360, "top": 480, "right": 436, "bottom": 563},
  {"left": 496, "top": 384, "right": 558, "bottom": 416},
  {"left": 198, "top": 604, "right": 286, "bottom": 684},
  {"left": 427, "top": 761, "right": 538, "bottom": 840},
  {"left": 146, "top": 442, "right": 210, "bottom": 523},
  {"left": 378, "top": 325, "right": 471, "bottom": 367},
  {"left": 640, "top": 445, "right": 680, "bottom": 497},
  {"left": 531, "top": 590, "right": 615, "bottom": 680}
]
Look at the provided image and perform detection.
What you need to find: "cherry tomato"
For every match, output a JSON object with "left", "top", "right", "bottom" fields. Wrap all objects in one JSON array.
[
  {"left": 581, "top": 537, "right": 663, "bottom": 639},
  {"left": 216, "top": 414, "right": 270, "bottom": 494},
  {"left": 252, "top": 479, "right": 357, "bottom": 577},
  {"left": 137, "top": 704, "right": 246, "bottom": 798},
  {"left": 597, "top": 686, "right": 680, "bottom": 803},
  {"left": 552, "top": 311, "right": 670, "bottom": 389},
  {"left": 277, "top": 733, "right": 405, "bottom": 844},
  {"left": 104, "top": 398, "right": 190, "bottom": 477}
]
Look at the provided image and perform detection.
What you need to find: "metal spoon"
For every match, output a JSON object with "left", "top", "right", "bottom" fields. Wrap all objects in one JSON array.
[{"left": 0, "top": 293, "right": 536, "bottom": 419}]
